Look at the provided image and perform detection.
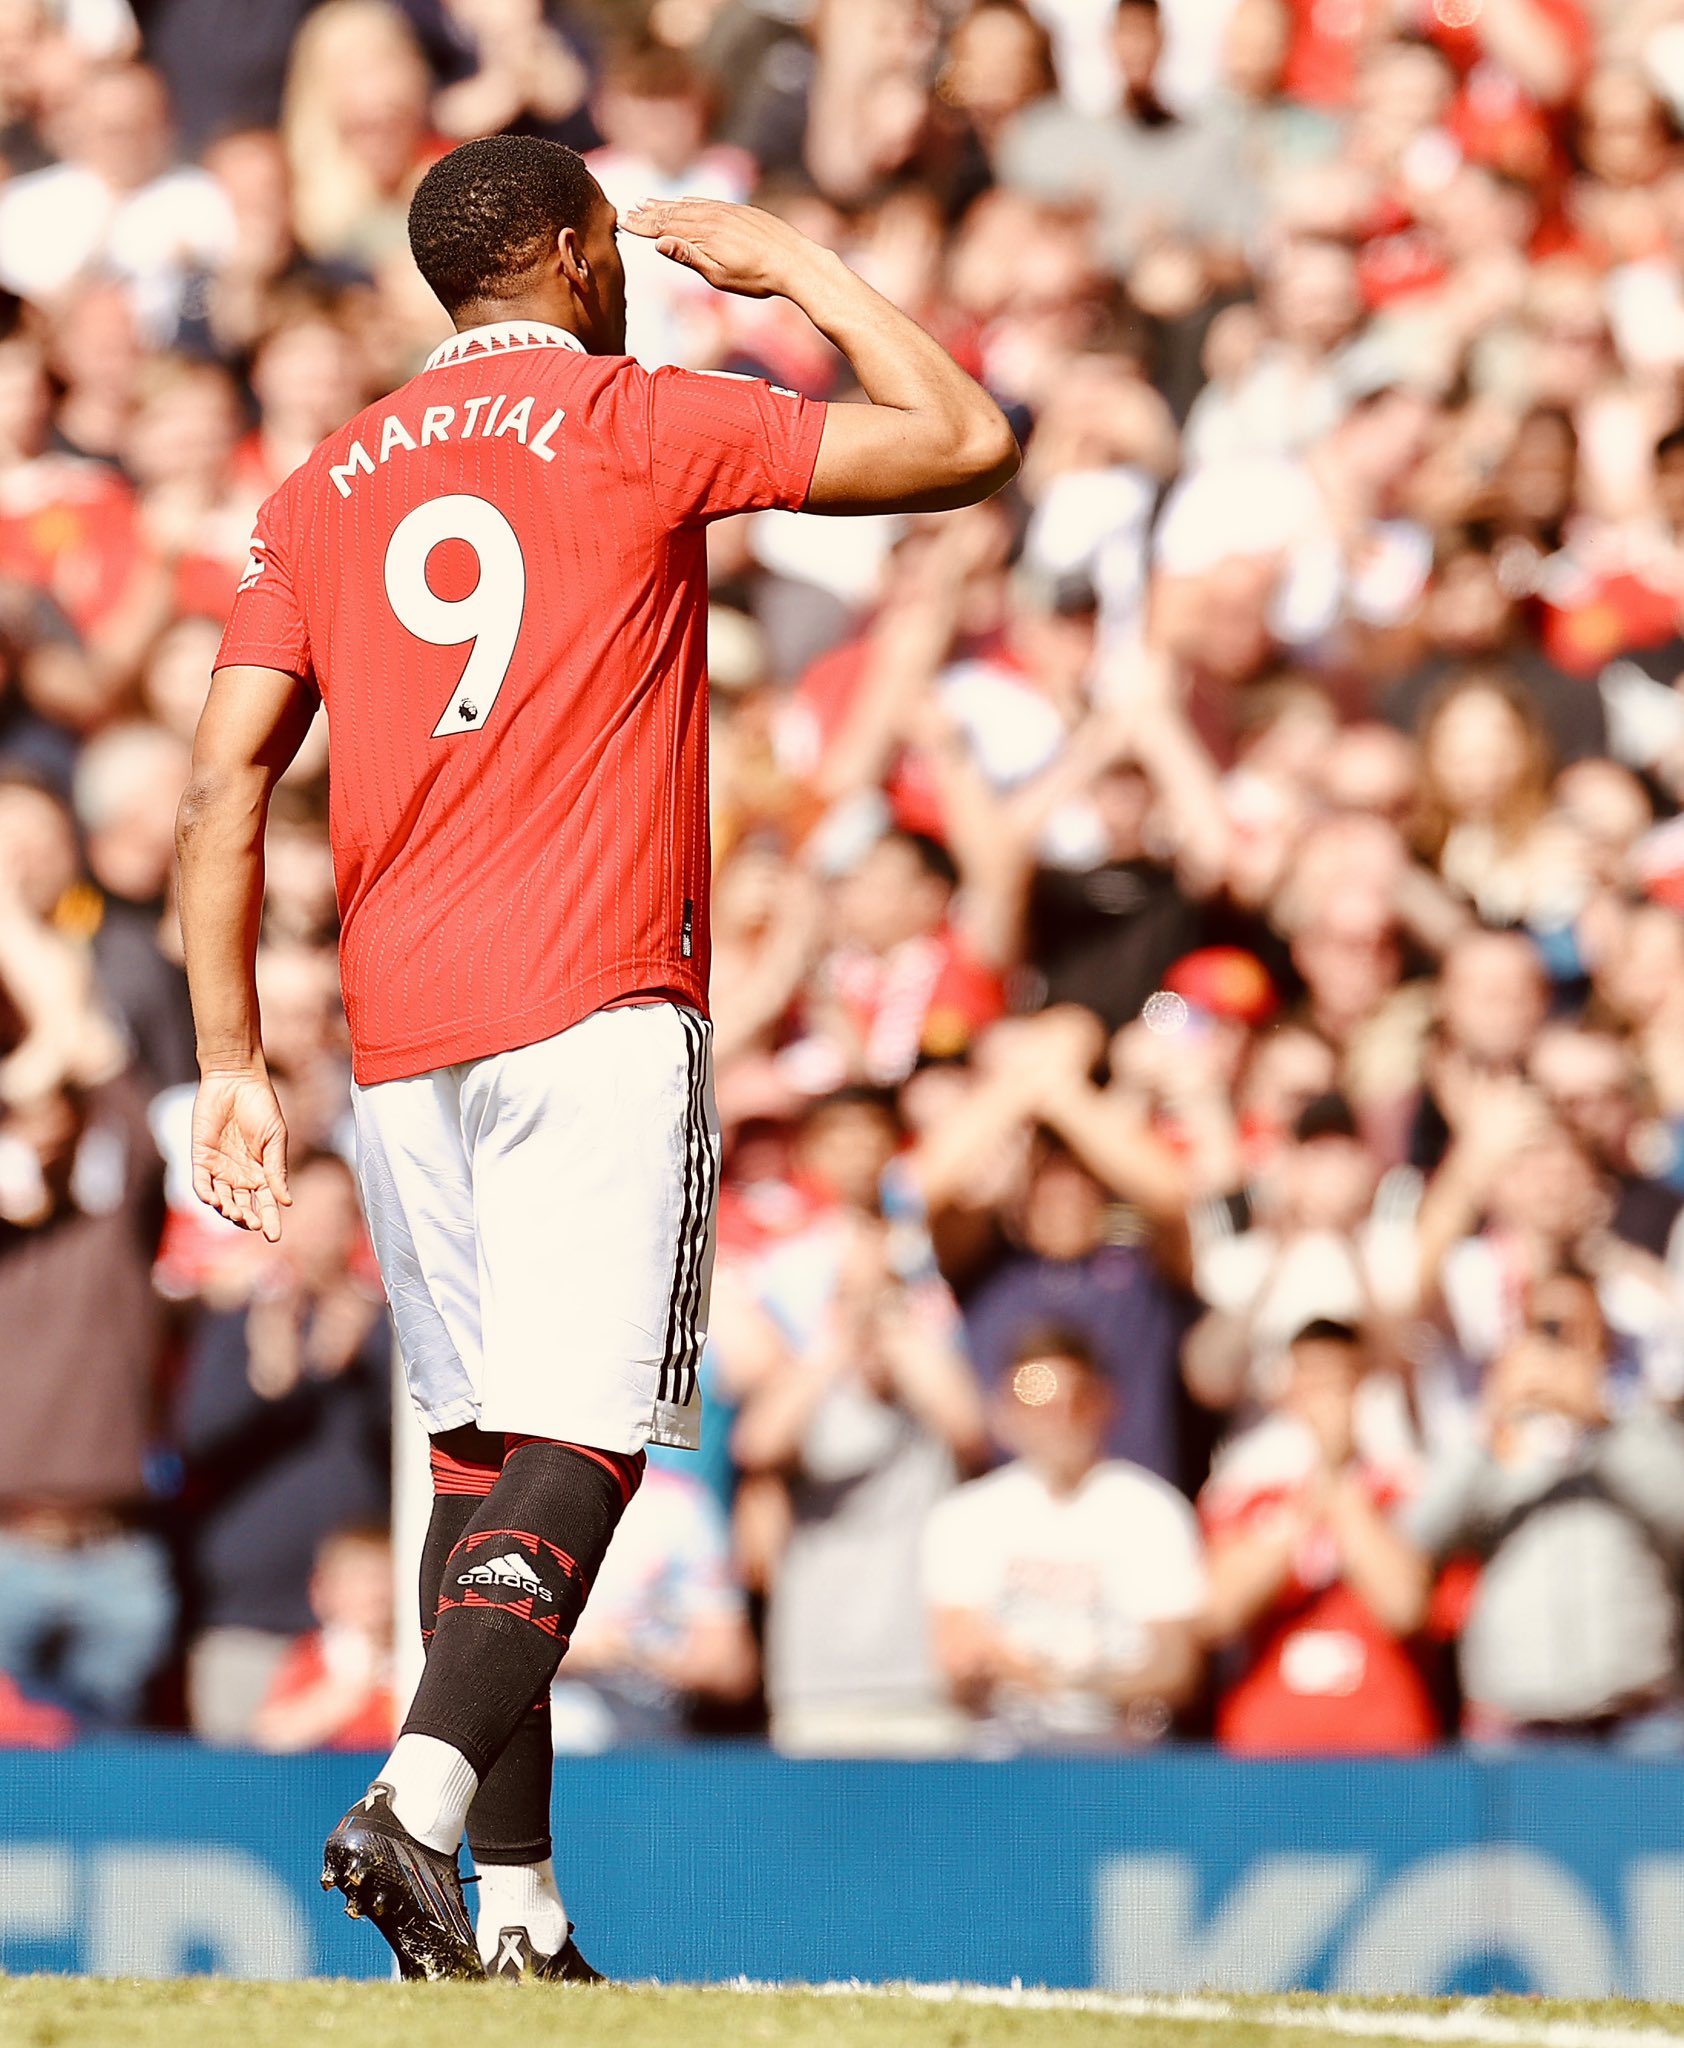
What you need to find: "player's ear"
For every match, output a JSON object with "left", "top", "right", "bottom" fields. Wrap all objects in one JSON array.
[{"left": 556, "top": 225, "right": 587, "bottom": 289}]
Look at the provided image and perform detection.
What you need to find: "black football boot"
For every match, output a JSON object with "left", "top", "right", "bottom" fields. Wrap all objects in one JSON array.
[
  {"left": 320, "top": 1782, "right": 483, "bottom": 1981},
  {"left": 484, "top": 1922, "right": 606, "bottom": 1983}
]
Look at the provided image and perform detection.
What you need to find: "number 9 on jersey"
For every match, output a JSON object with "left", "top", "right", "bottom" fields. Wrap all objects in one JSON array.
[{"left": 382, "top": 493, "right": 528, "bottom": 739}]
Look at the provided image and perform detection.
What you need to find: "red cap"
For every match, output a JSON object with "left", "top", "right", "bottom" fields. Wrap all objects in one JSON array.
[{"left": 1162, "top": 947, "right": 1278, "bottom": 1026}]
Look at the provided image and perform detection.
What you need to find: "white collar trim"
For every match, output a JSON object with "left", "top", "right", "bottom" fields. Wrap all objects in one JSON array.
[{"left": 423, "top": 321, "right": 587, "bottom": 371}]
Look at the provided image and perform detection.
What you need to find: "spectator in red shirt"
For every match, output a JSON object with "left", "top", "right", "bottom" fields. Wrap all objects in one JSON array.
[
  {"left": 819, "top": 828, "right": 1005, "bottom": 1084},
  {"left": 0, "top": 330, "right": 143, "bottom": 658},
  {"left": 1200, "top": 1318, "right": 1439, "bottom": 1754},
  {"left": 251, "top": 1522, "right": 396, "bottom": 1754}
]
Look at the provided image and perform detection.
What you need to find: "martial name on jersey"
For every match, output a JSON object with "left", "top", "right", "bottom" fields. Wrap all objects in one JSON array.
[{"left": 328, "top": 390, "right": 568, "bottom": 498}]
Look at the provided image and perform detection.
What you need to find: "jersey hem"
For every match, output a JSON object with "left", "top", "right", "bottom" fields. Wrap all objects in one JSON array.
[
  {"left": 211, "top": 650, "right": 314, "bottom": 684},
  {"left": 790, "top": 398, "right": 827, "bottom": 508},
  {"left": 347, "top": 960, "right": 709, "bottom": 1085}
]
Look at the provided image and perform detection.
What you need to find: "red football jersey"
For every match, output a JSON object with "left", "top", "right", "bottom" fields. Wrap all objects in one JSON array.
[{"left": 216, "top": 322, "right": 826, "bottom": 1084}]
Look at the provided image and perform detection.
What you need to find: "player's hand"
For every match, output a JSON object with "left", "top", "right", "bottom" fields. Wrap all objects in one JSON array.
[
  {"left": 191, "top": 1067, "right": 292, "bottom": 1242},
  {"left": 620, "top": 197, "right": 823, "bottom": 301}
]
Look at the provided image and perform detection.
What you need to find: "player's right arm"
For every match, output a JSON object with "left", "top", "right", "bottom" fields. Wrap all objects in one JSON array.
[
  {"left": 622, "top": 198, "right": 1020, "bottom": 514},
  {"left": 176, "top": 661, "right": 318, "bottom": 1241}
]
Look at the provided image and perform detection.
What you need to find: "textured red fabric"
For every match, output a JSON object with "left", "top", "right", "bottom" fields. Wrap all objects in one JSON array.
[
  {"left": 429, "top": 1440, "right": 500, "bottom": 1498},
  {"left": 217, "top": 327, "right": 825, "bottom": 1083}
]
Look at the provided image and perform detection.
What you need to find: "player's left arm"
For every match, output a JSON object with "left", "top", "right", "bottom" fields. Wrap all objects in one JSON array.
[{"left": 176, "top": 663, "right": 319, "bottom": 1240}]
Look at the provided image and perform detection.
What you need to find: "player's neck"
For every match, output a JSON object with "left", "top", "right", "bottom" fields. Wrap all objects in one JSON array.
[{"left": 452, "top": 299, "right": 588, "bottom": 349}]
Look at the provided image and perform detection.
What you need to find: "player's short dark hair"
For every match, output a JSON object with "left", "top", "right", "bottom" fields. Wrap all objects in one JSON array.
[
  {"left": 1430, "top": 519, "right": 1501, "bottom": 571},
  {"left": 408, "top": 135, "right": 600, "bottom": 317}
]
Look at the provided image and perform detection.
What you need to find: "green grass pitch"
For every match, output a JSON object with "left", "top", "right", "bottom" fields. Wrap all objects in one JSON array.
[{"left": 6, "top": 1983, "right": 1684, "bottom": 2048}]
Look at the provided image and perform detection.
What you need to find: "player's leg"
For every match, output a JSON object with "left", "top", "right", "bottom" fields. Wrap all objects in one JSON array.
[
  {"left": 374, "top": 1443, "right": 639, "bottom": 1849},
  {"left": 391, "top": 1433, "right": 640, "bottom": 1957},
  {"left": 371, "top": 1004, "right": 719, "bottom": 1969},
  {"left": 419, "top": 1424, "right": 575, "bottom": 1973},
  {"left": 322, "top": 1069, "right": 486, "bottom": 1979}
]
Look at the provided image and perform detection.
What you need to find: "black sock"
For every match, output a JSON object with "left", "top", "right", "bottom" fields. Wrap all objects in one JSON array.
[
  {"left": 420, "top": 1427, "right": 555, "bottom": 1865},
  {"left": 404, "top": 1436, "right": 643, "bottom": 1779},
  {"left": 465, "top": 1702, "right": 554, "bottom": 1865}
]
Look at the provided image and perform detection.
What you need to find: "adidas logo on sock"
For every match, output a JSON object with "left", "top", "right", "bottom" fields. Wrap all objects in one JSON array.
[{"left": 457, "top": 1552, "right": 553, "bottom": 1601}]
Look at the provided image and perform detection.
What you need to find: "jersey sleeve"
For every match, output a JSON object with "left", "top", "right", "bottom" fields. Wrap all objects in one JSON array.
[
  {"left": 644, "top": 366, "right": 827, "bottom": 528},
  {"left": 215, "top": 484, "right": 312, "bottom": 681}
]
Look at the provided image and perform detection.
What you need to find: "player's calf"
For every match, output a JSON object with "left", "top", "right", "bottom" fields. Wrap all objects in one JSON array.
[{"left": 374, "top": 1439, "right": 643, "bottom": 1860}]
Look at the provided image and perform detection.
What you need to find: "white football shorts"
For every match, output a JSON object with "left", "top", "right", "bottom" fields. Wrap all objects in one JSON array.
[{"left": 351, "top": 1001, "right": 718, "bottom": 1453}]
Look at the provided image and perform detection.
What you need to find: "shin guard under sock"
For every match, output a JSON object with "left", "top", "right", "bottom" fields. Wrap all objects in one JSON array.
[
  {"left": 418, "top": 1427, "right": 550, "bottom": 1862},
  {"left": 402, "top": 1438, "right": 643, "bottom": 1779}
]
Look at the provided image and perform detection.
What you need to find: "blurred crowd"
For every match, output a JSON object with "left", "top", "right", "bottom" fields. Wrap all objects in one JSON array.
[{"left": 11, "top": 0, "right": 1684, "bottom": 1757}]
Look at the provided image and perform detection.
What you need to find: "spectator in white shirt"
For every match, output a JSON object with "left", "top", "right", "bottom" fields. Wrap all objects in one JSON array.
[
  {"left": 923, "top": 1324, "right": 1206, "bottom": 1752},
  {"left": 0, "top": 61, "right": 232, "bottom": 340}
]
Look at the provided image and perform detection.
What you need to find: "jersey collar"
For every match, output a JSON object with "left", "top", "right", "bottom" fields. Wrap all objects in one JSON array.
[{"left": 423, "top": 321, "right": 587, "bottom": 371}]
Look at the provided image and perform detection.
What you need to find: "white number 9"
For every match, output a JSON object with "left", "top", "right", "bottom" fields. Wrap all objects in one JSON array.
[{"left": 382, "top": 494, "right": 527, "bottom": 739}]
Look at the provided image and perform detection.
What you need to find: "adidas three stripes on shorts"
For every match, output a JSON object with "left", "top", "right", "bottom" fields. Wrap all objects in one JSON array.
[{"left": 351, "top": 1001, "right": 720, "bottom": 1453}]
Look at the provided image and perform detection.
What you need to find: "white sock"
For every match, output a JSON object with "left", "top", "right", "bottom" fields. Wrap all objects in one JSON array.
[
  {"left": 475, "top": 1857, "right": 568, "bottom": 1966},
  {"left": 375, "top": 1733, "right": 479, "bottom": 1854}
]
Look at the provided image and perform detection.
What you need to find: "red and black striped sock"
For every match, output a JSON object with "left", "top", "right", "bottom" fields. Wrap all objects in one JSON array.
[
  {"left": 419, "top": 1425, "right": 503, "bottom": 1650},
  {"left": 405, "top": 1435, "right": 644, "bottom": 1781},
  {"left": 420, "top": 1428, "right": 555, "bottom": 1866}
]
